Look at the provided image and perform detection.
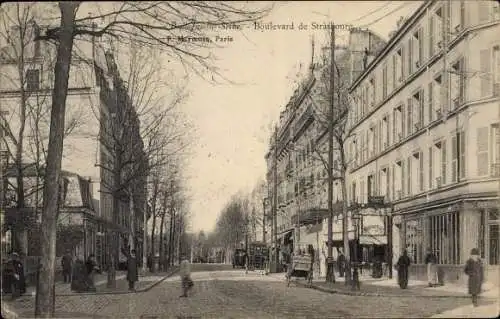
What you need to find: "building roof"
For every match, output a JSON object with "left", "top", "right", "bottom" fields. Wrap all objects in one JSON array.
[{"left": 349, "top": 0, "right": 432, "bottom": 91}]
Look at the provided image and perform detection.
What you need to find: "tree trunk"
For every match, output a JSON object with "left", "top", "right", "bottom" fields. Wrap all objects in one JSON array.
[
  {"left": 35, "top": 3, "right": 79, "bottom": 317},
  {"left": 341, "top": 170, "right": 352, "bottom": 286},
  {"left": 158, "top": 212, "right": 166, "bottom": 270},
  {"left": 107, "top": 190, "right": 120, "bottom": 288},
  {"left": 14, "top": 29, "right": 27, "bottom": 255},
  {"left": 150, "top": 215, "right": 156, "bottom": 270},
  {"left": 168, "top": 208, "right": 175, "bottom": 266},
  {"left": 128, "top": 187, "right": 135, "bottom": 252}
]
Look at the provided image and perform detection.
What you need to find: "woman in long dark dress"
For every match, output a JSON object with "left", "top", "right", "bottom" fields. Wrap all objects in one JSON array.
[{"left": 396, "top": 249, "right": 411, "bottom": 289}]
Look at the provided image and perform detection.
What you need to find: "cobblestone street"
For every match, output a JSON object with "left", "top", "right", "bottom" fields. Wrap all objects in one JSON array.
[{"left": 8, "top": 266, "right": 493, "bottom": 318}]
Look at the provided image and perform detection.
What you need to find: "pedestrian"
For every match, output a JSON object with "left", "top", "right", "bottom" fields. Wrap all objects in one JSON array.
[
  {"left": 396, "top": 249, "right": 411, "bottom": 289},
  {"left": 307, "top": 244, "right": 315, "bottom": 285},
  {"left": 147, "top": 253, "right": 153, "bottom": 272},
  {"left": 179, "top": 255, "right": 194, "bottom": 298},
  {"left": 86, "top": 254, "right": 99, "bottom": 291},
  {"left": 62, "top": 250, "right": 73, "bottom": 283},
  {"left": 125, "top": 249, "right": 139, "bottom": 291},
  {"left": 3, "top": 252, "right": 26, "bottom": 299},
  {"left": 424, "top": 248, "right": 438, "bottom": 287},
  {"left": 464, "top": 248, "right": 484, "bottom": 307},
  {"left": 337, "top": 249, "right": 346, "bottom": 278}
]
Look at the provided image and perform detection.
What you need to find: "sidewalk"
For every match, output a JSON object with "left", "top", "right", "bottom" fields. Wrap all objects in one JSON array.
[
  {"left": 272, "top": 271, "right": 498, "bottom": 298},
  {"left": 431, "top": 300, "right": 500, "bottom": 318},
  {"left": 1, "top": 268, "right": 179, "bottom": 319}
]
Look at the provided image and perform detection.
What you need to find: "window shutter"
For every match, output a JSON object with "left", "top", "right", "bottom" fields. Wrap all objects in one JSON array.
[
  {"left": 419, "top": 90, "right": 425, "bottom": 125},
  {"left": 428, "top": 81, "right": 434, "bottom": 122},
  {"left": 386, "top": 114, "right": 391, "bottom": 146},
  {"left": 441, "top": 140, "right": 447, "bottom": 184},
  {"left": 429, "top": 16, "right": 434, "bottom": 57},
  {"left": 392, "top": 164, "right": 396, "bottom": 200},
  {"left": 419, "top": 151, "right": 424, "bottom": 191},
  {"left": 429, "top": 147, "right": 433, "bottom": 189},
  {"left": 407, "top": 156, "right": 412, "bottom": 195},
  {"left": 408, "top": 39, "right": 413, "bottom": 74},
  {"left": 478, "top": 1, "right": 490, "bottom": 23},
  {"left": 480, "top": 49, "right": 492, "bottom": 97},
  {"left": 401, "top": 104, "right": 406, "bottom": 137},
  {"left": 401, "top": 47, "right": 406, "bottom": 78},
  {"left": 477, "top": 127, "right": 489, "bottom": 176},
  {"left": 459, "top": 131, "right": 466, "bottom": 178},
  {"left": 392, "top": 109, "right": 397, "bottom": 142},
  {"left": 401, "top": 160, "right": 405, "bottom": 194},
  {"left": 392, "top": 55, "right": 397, "bottom": 88},
  {"left": 407, "top": 98, "right": 413, "bottom": 135},
  {"left": 386, "top": 167, "right": 391, "bottom": 199},
  {"left": 452, "top": 135, "right": 458, "bottom": 182},
  {"left": 418, "top": 28, "right": 424, "bottom": 63}
]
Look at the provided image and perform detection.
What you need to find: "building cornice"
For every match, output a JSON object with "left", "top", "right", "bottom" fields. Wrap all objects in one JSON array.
[{"left": 349, "top": 0, "right": 434, "bottom": 92}]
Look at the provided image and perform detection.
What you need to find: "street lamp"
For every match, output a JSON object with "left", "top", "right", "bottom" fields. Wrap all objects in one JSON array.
[{"left": 351, "top": 208, "right": 361, "bottom": 290}]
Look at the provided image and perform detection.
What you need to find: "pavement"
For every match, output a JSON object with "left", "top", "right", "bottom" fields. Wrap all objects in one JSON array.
[
  {"left": 283, "top": 273, "right": 499, "bottom": 299},
  {"left": 2, "top": 265, "right": 498, "bottom": 318}
]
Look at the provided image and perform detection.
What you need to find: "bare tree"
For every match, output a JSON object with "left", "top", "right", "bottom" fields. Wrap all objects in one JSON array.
[
  {"left": 0, "top": 4, "right": 82, "bottom": 255},
  {"left": 23, "top": 2, "right": 271, "bottom": 315},
  {"left": 308, "top": 42, "right": 360, "bottom": 285}
]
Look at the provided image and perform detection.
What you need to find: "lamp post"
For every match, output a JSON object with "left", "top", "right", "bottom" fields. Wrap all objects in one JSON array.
[{"left": 351, "top": 208, "right": 361, "bottom": 291}]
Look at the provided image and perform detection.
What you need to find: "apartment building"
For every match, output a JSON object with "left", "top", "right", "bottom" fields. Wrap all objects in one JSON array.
[
  {"left": 265, "top": 28, "right": 385, "bottom": 276},
  {"left": 346, "top": 0, "right": 500, "bottom": 284},
  {"left": 0, "top": 19, "right": 147, "bottom": 266}
]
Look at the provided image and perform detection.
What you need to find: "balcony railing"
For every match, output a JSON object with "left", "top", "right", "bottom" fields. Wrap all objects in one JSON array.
[{"left": 293, "top": 106, "right": 314, "bottom": 137}]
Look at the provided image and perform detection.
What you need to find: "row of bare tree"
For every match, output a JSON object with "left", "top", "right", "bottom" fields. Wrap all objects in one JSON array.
[
  {"left": 207, "top": 179, "right": 267, "bottom": 263},
  {"left": 1, "top": 2, "right": 271, "bottom": 317}
]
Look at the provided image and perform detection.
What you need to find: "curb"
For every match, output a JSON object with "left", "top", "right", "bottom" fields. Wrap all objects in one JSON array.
[
  {"left": 295, "top": 282, "right": 498, "bottom": 299},
  {"left": 54, "top": 267, "right": 179, "bottom": 296}
]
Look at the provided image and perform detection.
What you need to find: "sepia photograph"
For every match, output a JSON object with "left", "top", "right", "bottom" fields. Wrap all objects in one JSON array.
[{"left": 0, "top": 1, "right": 499, "bottom": 318}]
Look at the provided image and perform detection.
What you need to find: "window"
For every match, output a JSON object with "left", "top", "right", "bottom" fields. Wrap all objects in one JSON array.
[
  {"left": 441, "top": 139, "right": 447, "bottom": 185},
  {"left": 478, "top": 1, "right": 492, "bottom": 24},
  {"left": 429, "top": 212, "right": 461, "bottom": 264},
  {"left": 434, "top": 141, "right": 444, "bottom": 187},
  {"left": 396, "top": 48, "right": 404, "bottom": 82},
  {"left": 369, "top": 78, "right": 375, "bottom": 107},
  {"left": 407, "top": 97, "right": 413, "bottom": 136},
  {"left": 477, "top": 126, "right": 489, "bottom": 176},
  {"left": 412, "top": 90, "right": 424, "bottom": 130},
  {"left": 452, "top": 131, "right": 466, "bottom": 182},
  {"left": 395, "top": 160, "right": 403, "bottom": 199},
  {"left": 405, "top": 218, "right": 424, "bottom": 263},
  {"left": 26, "top": 69, "right": 40, "bottom": 91},
  {"left": 433, "top": 73, "right": 443, "bottom": 118},
  {"left": 367, "top": 174, "right": 375, "bottom": 197},
  {"left": 382, "top": 115, "right": 389, "bottom": 149},
  {"left": 451, "top": 0, "right": 465, "bottom": 32},
  {"left": 407, "top": 155, "right": 412, "bottom": 196},
  {"left": 491, "top": 124, "right": 500, "bottom": 176},
  {"left": 351, "top": 181, "right": 357, "bottom": 204},
  {"left": 429, "top": 147, "right": 433, "bottom": 189},
  {"left": 434, "top": 6, "right": 444, "bottom": 52},
  {"left": 411, "top": 29, "right": 422, "bottom": 72},
  {"left": 451, "top": 57, "right": 466, "bottom": 108}
]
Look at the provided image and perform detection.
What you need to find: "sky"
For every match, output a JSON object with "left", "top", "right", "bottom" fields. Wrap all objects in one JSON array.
[{"left": 180, "top": 1, "right": 424, "bottom": 233}]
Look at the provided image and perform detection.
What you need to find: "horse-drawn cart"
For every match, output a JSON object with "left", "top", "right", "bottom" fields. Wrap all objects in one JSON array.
[{"left": 286, "top": 254, "right": 313, "bottom": 287}]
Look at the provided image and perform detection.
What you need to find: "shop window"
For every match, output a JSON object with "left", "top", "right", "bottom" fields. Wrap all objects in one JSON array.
[
  {"left": 404, "top": 218, "right": 424, "bottom": 264},
  {"left": 428, "top": 212, "right": 460, "bottom": 264}
]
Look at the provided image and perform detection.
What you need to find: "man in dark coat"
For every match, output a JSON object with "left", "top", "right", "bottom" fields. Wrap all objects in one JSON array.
[
  {"left": 61, "top": 250, "right": 73, "bottom": 283},
  {"left": 464, "top": 248, "right": 484, "bottom": 307},
  {"left": 337, "top": 250, "right": 346, "bottom": 277},
  {"left": 3, "top": 252, "right": 26, "bottom": 299},
  {"left": 396, "top": 249, "right": 411, "bottom": 289},
  {"left": 125, "top": 249, "right": 139, "bottom": 291}
]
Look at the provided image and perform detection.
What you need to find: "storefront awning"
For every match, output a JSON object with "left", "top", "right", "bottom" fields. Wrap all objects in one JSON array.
[{"left": 359, "top": 235, "right": 387, "bottom": 246}]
